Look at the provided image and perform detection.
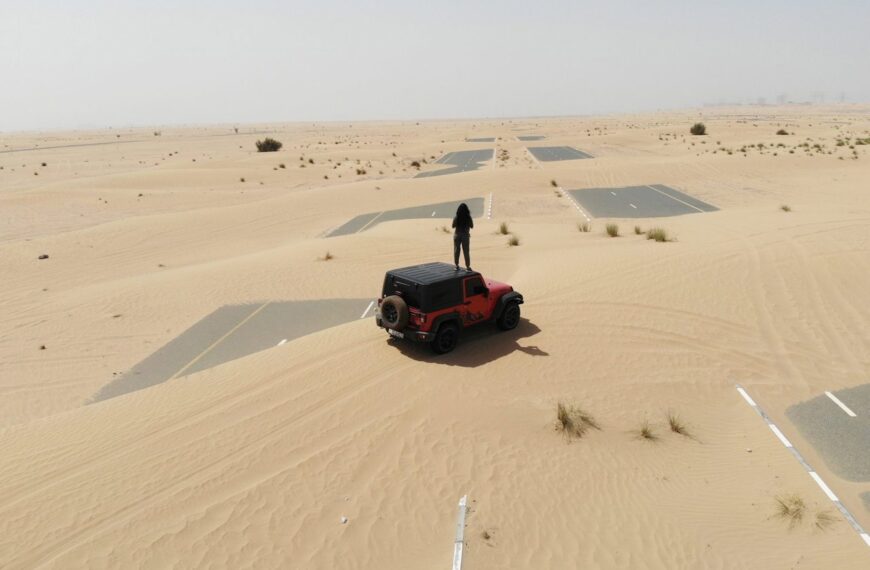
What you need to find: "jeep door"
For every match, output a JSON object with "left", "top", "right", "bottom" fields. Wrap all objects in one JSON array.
[{"left": 462, "top": 275, "right": 489, "bottom": 326}]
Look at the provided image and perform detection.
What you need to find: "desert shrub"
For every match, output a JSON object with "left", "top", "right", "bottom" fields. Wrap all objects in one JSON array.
[
  {"left": 690, "top": 123, "right": 706, "bottom": 136},
  {"left": 666, "top": 410, "right": 691, "bottom": 436},
  {"left": 605, "top": 223, "right": 619, "bottom": 237},
  {"left": 550, "top": 179, "right": 558, "bottom": 187},
  {"left": 646, "top": 228, "right": 670, "bottom": 242},
  {"left": 508, "top": 235, "right": 520, "bottom": 246},
  {"left": 781, "top": 204, "right": 791, "bottom": 212},
  {"left": 774, "top": 494, "right": 806, "bottom": 528},
  {"left": 636, "top": 420, "right": 658, "bottom": 441},
  {"left": 555, "top": 402, "right": 600, "bottom": 440},
  {"left": 634, "top": 225, "right": 643, "bottom": 235},
  {"left": 499, "top": 222, "right": 510, "bottom": 235},
  {"left": 776, "top": 129, "right": 789, "bottom": 135},
  {"left": 256, "top": 138, "right": 283, "bottom": 152},
  {"left": 410, "top": 160, "right": 421, "bottom": 168},
  {"left": 578, "top": 222, "right": 590, "bottom": 232}
]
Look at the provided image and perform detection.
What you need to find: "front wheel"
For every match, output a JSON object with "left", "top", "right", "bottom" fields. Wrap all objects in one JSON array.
[
  {"left": 496, "top": 302, "right": 521, "bottom": 331},
  {"left": 431, "top": 323, "right": 459, "bottom": 354}
]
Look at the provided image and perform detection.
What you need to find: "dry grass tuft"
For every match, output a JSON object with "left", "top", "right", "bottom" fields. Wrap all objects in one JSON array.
[
  {"left": 550, "top": 179, "right": 558, "bottom": 187},
  {"left": 774, "top": 494, "right": 806, "bottom": 528},
  {"left": 320, "top": 251, "right": 334, "bottom": 261},
  {"left": 634, "top": 225, "right": 643, "bottom": 235},
  {"left": 636, "top": 420, "right": 658, "bottom": 441},
  {"left": 605, "top": 223, "right": 619, "bottom": 237},
  {"left": 508, "top": 235, "right": 520, "bottom": 247},
  {"left": 646, "top": 228, "right": 670, "bottom": 242},
  {"left": 781, "top": 204, "right": 791, "bottom": 212},
  {"left": 813, "top": 509, "right": 839, "bottom": 531},
  {"left": 438, "top": 225, "right": 450, "bottom": 234},
  {"left": 578, "top": 222, "right": 591, "bottom": 232},
  {"left": 555, "top": 402, "right": 600, "bottom": 440},
  {"left": 666, "top": 410, "right": 691, "bottom": 437},
  {"left": 499, "top": 222, "right": 510, "bottom": 235}
]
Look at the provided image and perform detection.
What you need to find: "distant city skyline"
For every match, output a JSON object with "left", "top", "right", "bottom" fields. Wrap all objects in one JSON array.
[{"left": 2, "top": 0, "right": 869, "bottom": 131}]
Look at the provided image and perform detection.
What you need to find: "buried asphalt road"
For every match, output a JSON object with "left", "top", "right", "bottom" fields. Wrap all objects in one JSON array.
[
  {"left": 517, "top": 135, "right": 546, "bottom": 141},
  {"left": 325, "top": 197, "right": 485, "bottom": 237},
  {"left": 465, "top": 137, "right": 495, "bottom": 142},
  {"left": 786, "top": 383, "right": 870, "bottom": 482},
  {"left": 527, "top": 146, "right": 592, "bottom": 161},
  {"left": 415, "top": 149, "right": 494, "bottom": 178},
  {"left": 568, "top": 184, "right": 718, "bottom": 218},
  {"left": 91, "top": 299, "right": 373, "bottom": 402}
]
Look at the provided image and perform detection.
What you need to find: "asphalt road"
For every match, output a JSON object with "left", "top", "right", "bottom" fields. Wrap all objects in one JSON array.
[
  {"left": 326, "top": 197, "right": 485, "bottom": 237},
  {"left": 786, "top": 383, "right": 870, "bottom": 482},
  {"left": 415, "top": 149, "right": 494, "bottom": 178},
  {"left": 527, "top": 146, "right": 592, "bottom": 161},
  {"left": 465, "top": 137, "right": 495, "bottom": 142},
  {"left": 90, "top": 299, "right": 373, "bottom": 402},
  {"left": 568, "top": 184, "right": 718, "bottom": 218},
  {"left": 517, "top": 135, "right": 546, "bottom": 141},
  {"left": 0, "top": 140, "right": 146, "bottom": 153}
]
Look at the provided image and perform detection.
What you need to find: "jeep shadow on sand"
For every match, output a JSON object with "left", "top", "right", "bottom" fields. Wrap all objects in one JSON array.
[{"left": 375, "top": 262, "right": 524, "bottom": 354}]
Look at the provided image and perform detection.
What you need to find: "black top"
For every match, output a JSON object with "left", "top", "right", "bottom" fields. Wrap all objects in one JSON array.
[
  {"left": 452, "top": 216, "right": 473, "bottom": 236},
  {"left": 386, "top": 262, "right": 479, "bottom": 285}
]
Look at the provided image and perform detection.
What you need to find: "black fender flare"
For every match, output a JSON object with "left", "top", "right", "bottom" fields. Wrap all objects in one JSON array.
[
  {"left": 431, "top": 312, "right": 462, "bottom": 332},
  {"left": 493, "top": 291, "right": 524, "bottom": 321}
]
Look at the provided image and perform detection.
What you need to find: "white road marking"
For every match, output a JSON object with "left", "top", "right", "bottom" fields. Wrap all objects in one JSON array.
[
  {"left": 809, "top": 471, "right": 840, "bottom": 501},
  {"left": 825, "top": 391, "right": 857, "bottom": 417},
  {"left": 524, "top": 147, "right": 543, "bottom": 168},
  {"left": 431, "top": 211, "right": 436, "bottom": 217},
  {"left": 277, "top": 339, "right": 287, "bottom": 346},
  {"left": 357, "top": 211, "right": 384, "bottom": 233},
  {"left": 769, "top": 424, "right": 793, "bottom": 448},
  {"left": 360, "top": 300, "right": 375, "bottom": 319},
  {"left": 487, "top": 192, "right": 493, "bottom": 219},
  {"left": 610, "top": 191, "right": 616, "bottom": 196},
  {"left": 452, "top": 494, "right": 468, "bottom": 570},
  {"left": 862, "top": 533, "right": 870, "bottom": 547},
  {"left": 171, "top": 302, "right": 270, "bottom": 380},
  {"left": 645, "top": 185, "right": 704, "bottom": 213},
  {"left": 558, "top": 186, "right": 591, "bottom": 221},
  {"left": 736, "top": 386, "right": 757, "bottom": 406},
  {"left": 629, "top": 203, "right": 637, "bottom": 209}
]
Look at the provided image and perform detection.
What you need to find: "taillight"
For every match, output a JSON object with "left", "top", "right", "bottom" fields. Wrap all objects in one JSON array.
[{"left": 410, "top": 311, "right": 427, "bottom": 325}]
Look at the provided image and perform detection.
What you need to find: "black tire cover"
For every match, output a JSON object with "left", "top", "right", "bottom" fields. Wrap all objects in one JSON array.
[{"left": 381, "top": 295, "right": 409, "bottom": 331}]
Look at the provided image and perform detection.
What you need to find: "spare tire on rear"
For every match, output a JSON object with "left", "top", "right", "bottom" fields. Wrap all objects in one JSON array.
[{"left": 380, "top": 295, "right": 409, "bottom": 331}]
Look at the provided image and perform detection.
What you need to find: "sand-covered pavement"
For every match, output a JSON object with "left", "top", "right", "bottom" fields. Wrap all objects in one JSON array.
[{"left": 1, "top": 108, "right": 869, "bottom": 568}]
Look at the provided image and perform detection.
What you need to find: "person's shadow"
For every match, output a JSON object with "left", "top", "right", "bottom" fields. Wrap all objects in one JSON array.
[{"left": 386, "top": 318, "right": 546, "bottom": 367}]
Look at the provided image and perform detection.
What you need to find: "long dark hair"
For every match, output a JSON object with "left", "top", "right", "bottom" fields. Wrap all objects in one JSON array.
[{"left": 455, "top": 203, "right": 472, "bottom": 226}]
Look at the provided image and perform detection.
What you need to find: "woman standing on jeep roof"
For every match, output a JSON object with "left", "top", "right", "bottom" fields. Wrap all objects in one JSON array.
[{"left": 452, "top": 203, "right": 473, "bottom": 271}]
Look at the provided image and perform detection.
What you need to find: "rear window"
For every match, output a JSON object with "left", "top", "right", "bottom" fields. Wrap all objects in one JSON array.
[{"left": 382, "top": 276, "right": 420, "bottom": 308}]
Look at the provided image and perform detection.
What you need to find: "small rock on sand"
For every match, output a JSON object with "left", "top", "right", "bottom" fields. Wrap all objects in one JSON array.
[{"left": 38, "top": 254, "right": 49, "bottom": 260}]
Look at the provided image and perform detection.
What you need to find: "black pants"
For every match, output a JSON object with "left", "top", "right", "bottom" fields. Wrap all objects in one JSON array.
[{"left": 453, "top": 234, "right": 470, "bottom": 267}]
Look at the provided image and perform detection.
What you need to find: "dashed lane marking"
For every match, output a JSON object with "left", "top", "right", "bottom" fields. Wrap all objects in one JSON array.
[
  {"left": 825, "top": 391, "right": 857, "bottom": 417},
  {"left": 735, "top": 384, "right": 870, "bottom": 548}
]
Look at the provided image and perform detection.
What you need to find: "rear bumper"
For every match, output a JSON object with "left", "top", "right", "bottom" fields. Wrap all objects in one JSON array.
[{"left": 376, "top": 316, "right": 433, "bottom": 342}]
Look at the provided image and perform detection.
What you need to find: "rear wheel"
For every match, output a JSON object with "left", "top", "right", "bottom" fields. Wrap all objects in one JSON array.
[
  {"left": 497, "top": 302, "right": 520, "bottom": 331},
  {"left": 431, "top": 323, "right": 459, "bottom": 354}
]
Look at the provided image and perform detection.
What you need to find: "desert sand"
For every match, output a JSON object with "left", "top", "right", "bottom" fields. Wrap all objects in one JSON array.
[{"left": 1, "top": 107, "right": 869, "bottom": 568}]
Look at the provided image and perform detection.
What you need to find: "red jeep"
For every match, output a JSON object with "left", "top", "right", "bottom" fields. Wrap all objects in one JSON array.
[{"left": 375, "top": 262, "right": 524, "bottom": 354}]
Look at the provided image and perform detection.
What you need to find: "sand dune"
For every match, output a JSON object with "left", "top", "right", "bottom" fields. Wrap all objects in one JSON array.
[{"left": 2, "top": 108, "right": 869, "bottom": 568}]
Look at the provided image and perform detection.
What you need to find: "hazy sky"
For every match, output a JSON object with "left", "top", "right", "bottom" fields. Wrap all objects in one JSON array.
[{"left": 2, "top": 0, "right": 868, "bottom": 131}]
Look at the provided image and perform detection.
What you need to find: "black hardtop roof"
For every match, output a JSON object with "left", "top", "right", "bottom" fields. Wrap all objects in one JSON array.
[{"left": 387, "top": 262, "right": 480, "bottom": 285}]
